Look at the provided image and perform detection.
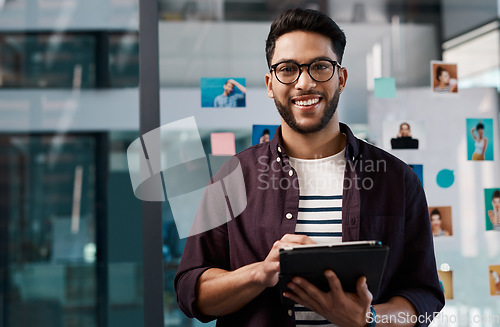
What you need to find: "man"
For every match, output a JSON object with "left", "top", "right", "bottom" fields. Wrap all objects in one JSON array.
[
  {"left": 214, "top": 79, "right": 247, "bottom": 107},
  {"left": 175, "top": 8, "right": 444, "bottom": 326},
  {"left": 260, "top": 128, "right": 271, "bottom": 143}
]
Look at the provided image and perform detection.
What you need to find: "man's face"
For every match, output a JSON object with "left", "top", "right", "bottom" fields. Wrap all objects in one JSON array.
[
  {"left": 400, "top": 124, "right": 411, "bottom": 137},
  {"left": 224, "top": 82, "right": 233, "bottom": 94},
  {"left": 493, "top": 197, "right": 500, "bottom": 210},
  {"left": 265, "top": 31, "right": 346, "bottom": 134}
]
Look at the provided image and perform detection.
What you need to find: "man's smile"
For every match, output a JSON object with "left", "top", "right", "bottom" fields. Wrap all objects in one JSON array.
[{"left": 291, "top": 95, "right": 323, "bottom": 109}]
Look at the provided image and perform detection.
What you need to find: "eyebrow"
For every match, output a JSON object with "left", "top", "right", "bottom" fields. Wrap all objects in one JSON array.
[{"left": 272, "top": 56, "right": 336, "bottom": 65}]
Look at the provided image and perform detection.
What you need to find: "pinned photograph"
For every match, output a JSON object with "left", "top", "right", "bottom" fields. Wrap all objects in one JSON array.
[
  {"left": 383, "top": 120, "right": 425, "bottom": 150},
  {"left": 408, "top": 164, "right": 423, "bottom": 187},
  {"left": 489, "top": 265, "right": 500, "bottom": 296},
  {"left": 428, "top": 206, "right": 452, "bottom": 237},
  {"left": 485, "top": 188, "right": 500, "bottom": 231},
  {"left": 252, "top": 125, "right": 279, "bottom": 146},
  {"left": 437, "top": 270, "right": 453, "bottom": 299},
  {"left": 431, "top": 61, "right": 458, "bottom": 93},
  {"left": 466, "top": 118, "right": 494, "bottom": 161},
  {"left": 201, "top": 77, "right": 246, "bottom": 108}
]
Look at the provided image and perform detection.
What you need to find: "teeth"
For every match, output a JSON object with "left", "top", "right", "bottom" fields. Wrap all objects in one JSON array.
[{"left": 295, "top": 98, "right": 319, "bottom": 106}]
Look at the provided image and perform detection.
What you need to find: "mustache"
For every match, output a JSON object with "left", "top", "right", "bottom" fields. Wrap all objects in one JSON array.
[{"left": 288, "top": 91, "right": 326, "bottom": 101}]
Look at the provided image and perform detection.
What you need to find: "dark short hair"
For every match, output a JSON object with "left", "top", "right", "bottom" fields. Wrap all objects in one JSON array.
[
  {"left": 262, "top": 129, "right": 270, "bottom": 135},
  {"left": 430, "top": 209, "right": 441, "bottom": 219},
  {"left": 476, "top": 122, "right": 484, "bottom": 130},
  {"left": 493, "top": 190, "right": 500, "bottom": 199},
  {"left": 265, "top": 8, "right": 346, "bottom": 67},
  {"left": 436, "top": 66, "right": 447, "bottom": 81}
]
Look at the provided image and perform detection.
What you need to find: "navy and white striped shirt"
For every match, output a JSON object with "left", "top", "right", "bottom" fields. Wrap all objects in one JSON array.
[{"left": 289, "top": 148, "right": 346, "bottom": 327}]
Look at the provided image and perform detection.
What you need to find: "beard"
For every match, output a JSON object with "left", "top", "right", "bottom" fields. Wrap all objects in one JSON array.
[{"left": 274, "top": 88, "right": 340, "bottom": 134}]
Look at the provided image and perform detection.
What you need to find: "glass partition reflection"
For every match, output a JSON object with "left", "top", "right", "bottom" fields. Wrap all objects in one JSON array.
[{"left": 0, "top": 134, "right": 100, "bottom": 326}]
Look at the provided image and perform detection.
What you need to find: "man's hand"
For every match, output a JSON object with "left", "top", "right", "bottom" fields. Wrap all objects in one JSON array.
[
  {"left": 226, "top": 79, "right": 247, "bottom": 94},
  {"left": 256, "top": 234, "right": 316, "bottom": 288},
  {"left": 283, "top": 270, "right": 372, "bottom": 327},
  {"left": 196, "top": 234, "right": 315, "bottom": 316}
]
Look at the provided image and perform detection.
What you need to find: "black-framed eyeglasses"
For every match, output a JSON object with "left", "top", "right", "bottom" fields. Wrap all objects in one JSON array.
[{"left": 270, "top": 59, "right": 341, "bottom": 84}]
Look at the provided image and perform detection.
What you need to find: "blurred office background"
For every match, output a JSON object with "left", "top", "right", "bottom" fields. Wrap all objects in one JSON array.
[{"left": 0, "top": 0, "right": 499, "bottom": 326}]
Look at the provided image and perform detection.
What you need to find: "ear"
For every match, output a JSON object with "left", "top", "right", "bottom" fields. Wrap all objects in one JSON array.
[
  {"left": 338, "top": 67, "right": 348, "bottom": 94},
  {"left": 265, "top": 73, "right": 274, "bottom": 98}
]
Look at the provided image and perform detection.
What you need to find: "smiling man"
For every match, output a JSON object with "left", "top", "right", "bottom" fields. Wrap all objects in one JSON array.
[{"left": 175, "top": 8, "right": 444, "bottom": 327}]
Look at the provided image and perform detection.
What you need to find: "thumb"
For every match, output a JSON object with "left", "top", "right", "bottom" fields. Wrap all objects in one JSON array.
[{"left": 356, "top": 276, "right": 373, "bottom": 306}]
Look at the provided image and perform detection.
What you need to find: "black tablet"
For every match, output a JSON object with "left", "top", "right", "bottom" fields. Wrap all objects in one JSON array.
[{"left": 279, "top": 240, "right": 389, "bottom": 304}]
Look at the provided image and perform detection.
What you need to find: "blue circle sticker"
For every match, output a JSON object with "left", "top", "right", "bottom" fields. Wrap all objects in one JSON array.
[{"left": 436, "top": 169, "right": 454, "bottom": 188}]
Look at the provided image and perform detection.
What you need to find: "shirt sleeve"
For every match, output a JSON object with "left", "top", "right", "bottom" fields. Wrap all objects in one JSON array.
[
  {"left": 174, "top": 224, "right": 229, "bottom": 322},
  {"left": 385, "top": 171, "right": 445, "bottom": 326}
]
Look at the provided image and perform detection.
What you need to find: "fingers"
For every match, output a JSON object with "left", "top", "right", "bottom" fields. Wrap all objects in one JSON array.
[
  {"left": 280, "top": 234, "right": 316, "bottom": 245},
  {"left": 355, "top": 276, "right": 373, "bottom": 306},
  {"left": 284, "top": 277, "right": 323, "bottom": 311},
  {"left": 324, "top": 270, "right": 343, "bottom": 296}
]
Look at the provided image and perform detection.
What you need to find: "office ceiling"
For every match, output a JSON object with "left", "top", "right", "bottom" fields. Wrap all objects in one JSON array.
[{"left": 159, "top": 0, "right": 442, "bottom": 24}]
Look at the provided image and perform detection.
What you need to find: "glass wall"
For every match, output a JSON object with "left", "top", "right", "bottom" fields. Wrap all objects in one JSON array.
[
  {"left": 0, "top": 32, "right": 139, "bottom": 88},
  {"left": 0, "top": 1, "right": 143, "bottom": 327},
  {"left": 1, "top": 133, "right": 101, "bottom": 327}
]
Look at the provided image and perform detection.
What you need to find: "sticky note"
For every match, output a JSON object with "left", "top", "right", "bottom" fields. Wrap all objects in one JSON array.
[
  {"left": 211, "top": 133, "right": 236, "bottom": 156},
  {"left": 436, "top": 169, "right": 454, "bottom": 188},
  {"left": 374, "top": 78, "right": 396, "bottom": 98}
]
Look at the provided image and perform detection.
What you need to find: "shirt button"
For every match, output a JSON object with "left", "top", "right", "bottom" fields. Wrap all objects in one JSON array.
[
  {"left": 276, "top": 157, "right": 281, "bottom": 163},
  {"left": 288, "top": 309, "right": 293, "bottom": 316},
  {"left": 278, "top": 146, "right": 282, "bottom": 153},
  {"left": 286, "top": 213, "right": 293, "bottom": 219},
  {"left": 288, "top": 170, "right": 293, "bottom": 177}
]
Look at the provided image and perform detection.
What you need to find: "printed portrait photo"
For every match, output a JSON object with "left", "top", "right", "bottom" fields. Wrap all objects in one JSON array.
[
  {"left": 428, "top": 206, "right": 452, "bottom": 237},
  {"left": 201, "top": 77, "right": 246, "bottom": 108},
  {"left": 485, "top": 188, "right": 500, "bottom": 231},
  {"left": 437, "top": 270, "right": 453, "bottom": 299},
  {"left": 408, "top": 164, "right": 423, "bottom": 187},
  {"left": 383, "top": 120, "right": 426, "bottom": 150},
  {"left": 489, "top": 265, "right": 500, "bottom": 296},
  {"left": 466, "top": 118, "right": 494, "bottom": 161},
  {"left": 431, "top": 61, "right": 458, "bottom": 93},
  {"left": 252, "top": 125, "right": 279, "bottom": 146}
]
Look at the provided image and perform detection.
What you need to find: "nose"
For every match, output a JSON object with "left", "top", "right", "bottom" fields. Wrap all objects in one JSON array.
[{"left": 294, "top": 67, "right": 316, "bottom": 90}]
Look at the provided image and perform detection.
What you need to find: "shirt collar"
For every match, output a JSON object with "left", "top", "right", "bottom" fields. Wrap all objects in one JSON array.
[{"left": 269, "top": 122, "right": 360, "bottom": 163}]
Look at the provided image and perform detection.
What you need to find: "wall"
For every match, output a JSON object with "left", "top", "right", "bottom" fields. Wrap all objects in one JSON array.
[{"left": 368, "top": 87, "right": 500, "bottom": 321}]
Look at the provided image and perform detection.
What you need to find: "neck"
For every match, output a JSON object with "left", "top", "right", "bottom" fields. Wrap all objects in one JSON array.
[{"left": 280, "top": 116, "right": 346, "bottom": 159}]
